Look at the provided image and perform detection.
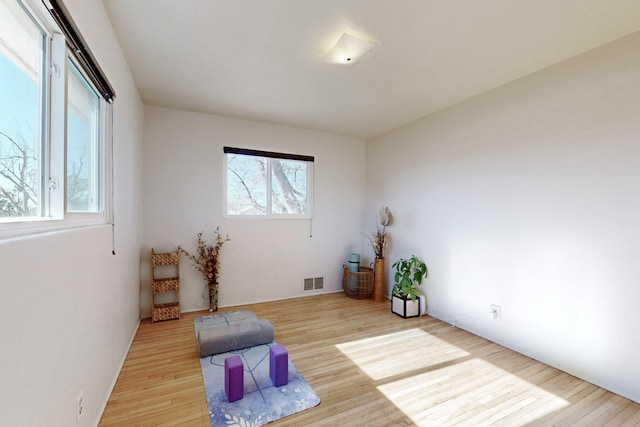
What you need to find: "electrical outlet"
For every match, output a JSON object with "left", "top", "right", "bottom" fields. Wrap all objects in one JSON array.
[
  {"left": 490, "top": 304, "right": 501, "bottom": 320},
  {"left": 76, "top": 391, "right": 84, "bottom": 424}
]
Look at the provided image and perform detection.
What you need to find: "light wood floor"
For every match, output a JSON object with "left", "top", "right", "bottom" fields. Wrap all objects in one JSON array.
[{"left": 99, "top": 293, "right": 640, "bottom": 426}]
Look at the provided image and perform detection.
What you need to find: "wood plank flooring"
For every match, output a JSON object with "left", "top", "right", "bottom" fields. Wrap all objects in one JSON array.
[{"left": 99, "top": 293, "right": 640, "bottom": 426}]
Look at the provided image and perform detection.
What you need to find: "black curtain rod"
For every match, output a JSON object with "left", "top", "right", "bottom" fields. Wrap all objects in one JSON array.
[
  {"left": 224, "top": 146, "right": 314, "bottom": 162},
  {"left": 43, "top": 0, "right": 116, "bottom": 103}
]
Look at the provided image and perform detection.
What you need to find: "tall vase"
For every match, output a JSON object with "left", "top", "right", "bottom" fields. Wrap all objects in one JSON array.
[
  {"left": 373, "top": 258, "right": 385, "bottom": 302},
  {"left": 208, "top": 281, "right": 219, "bottom": 312}
]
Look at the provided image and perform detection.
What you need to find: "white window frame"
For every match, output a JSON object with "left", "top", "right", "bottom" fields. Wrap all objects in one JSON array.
[
  {"left": 0, "top": 0, "right": 112, "bottom": 239},
  {"left": 223, "top": 148, "right": 314, "bottom": 219}
]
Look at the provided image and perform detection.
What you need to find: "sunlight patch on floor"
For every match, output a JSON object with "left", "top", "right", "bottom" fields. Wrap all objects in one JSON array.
[
  {"left": 335, "top": 328, "right": 469, "bottom": 381},
  {"left": 376, "top": 357, "right": 569, "bottom": 426},
  {"left": 336, "top": 328, "right": 569, "bottom": 425}
]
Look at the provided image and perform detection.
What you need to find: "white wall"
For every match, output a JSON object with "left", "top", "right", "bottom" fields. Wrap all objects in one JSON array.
[
  {"left": 366, "top": 30, "right": 640, "bottom": 403},
  {"left": 142, "top": 106, "right": 366, "bottom": 316},
  {"left": 0, "top": 1, "right": 145, "bottom": 426}
]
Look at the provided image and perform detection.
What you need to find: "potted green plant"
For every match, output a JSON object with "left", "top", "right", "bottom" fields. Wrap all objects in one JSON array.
[{"left": 391, "top": 255, "right": 428, "bottom": 318}]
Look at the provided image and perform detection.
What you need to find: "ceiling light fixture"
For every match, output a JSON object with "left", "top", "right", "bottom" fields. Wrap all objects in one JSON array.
[{"left": 324, "top": 32, "right": 377, "bottom": 68}]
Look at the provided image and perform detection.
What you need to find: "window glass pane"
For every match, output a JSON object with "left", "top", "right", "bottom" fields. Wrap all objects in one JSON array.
[
  {"left": 66, "top": 57, "right": 100, "bottom": 212},
  {"left": 225, "top": 151, "right": 312, "bottom": 217},
  {"left": 226, "top": 153, "right": 267, "bottom": 215},
  {"left": 0, "top": 0, "right": 43, "bottom": 218},
  {"left": 271, "top": 158, "right": 307, "bottom": 215}
]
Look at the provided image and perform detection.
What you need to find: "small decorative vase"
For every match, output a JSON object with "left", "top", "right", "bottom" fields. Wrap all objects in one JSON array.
[
  {"left": 208, "top": 281, "right": 218, "bottom": 312},
  {"left": 373, "top": 258, "right": 385, "bottom": 302}
]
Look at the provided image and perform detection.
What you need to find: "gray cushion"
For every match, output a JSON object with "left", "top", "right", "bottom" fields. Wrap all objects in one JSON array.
[
  {"left": 223, "top": 311, "right": 257, "bottom": 323},
  {"left": 197, "top": 319, "right": 275, "bottom": 357}
]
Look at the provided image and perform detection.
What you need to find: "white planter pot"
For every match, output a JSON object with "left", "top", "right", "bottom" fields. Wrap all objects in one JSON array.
[{"left": 391, "top": 294, "right": 421, "bottom": 318}]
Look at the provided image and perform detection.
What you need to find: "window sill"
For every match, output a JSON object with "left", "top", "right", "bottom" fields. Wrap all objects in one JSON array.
[{"left": 0, "top": 214, "right": 109, "bottom": 242}]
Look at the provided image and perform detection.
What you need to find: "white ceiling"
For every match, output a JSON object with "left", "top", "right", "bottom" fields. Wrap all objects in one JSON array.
[{"left": 102, "top": 0, "right": 640, "bottom": 139}]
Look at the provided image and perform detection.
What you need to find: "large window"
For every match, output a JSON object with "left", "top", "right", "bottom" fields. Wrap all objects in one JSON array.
[
  {"left": 0, "top": 0, "right": 114, "bottom": 236},
  {"left": 224, "top": 147, "right": 313, "bottom": 217}
]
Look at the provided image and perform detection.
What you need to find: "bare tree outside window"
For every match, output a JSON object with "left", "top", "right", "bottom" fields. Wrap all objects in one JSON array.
[
  {"left": 66, "top": 148, "right": 91, "bottom": 212},
  {"left": 0, "top": 130, "right": 39, "bottom": 217},
  {"left": 226, "top": 153, "right": 310, "bottom": 216},
  {"left": 227, "top": 154, "right": 268, "bottom": 215},
  {"left": 271, "top": 159, "right": 307, "bottom": 214}
]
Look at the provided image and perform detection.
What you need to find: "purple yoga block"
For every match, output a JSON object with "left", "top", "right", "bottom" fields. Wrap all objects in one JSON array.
[
  {"left": 269, "top": 344, "right": 288, "bottom": 387},
  {"left": 225, "top": 355, "right": 244, "bottom": 402}
]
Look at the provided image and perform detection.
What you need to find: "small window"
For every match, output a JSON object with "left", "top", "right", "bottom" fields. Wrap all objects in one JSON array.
[{"left": 224, "top": 147, "right": 313, "bottom": 217}]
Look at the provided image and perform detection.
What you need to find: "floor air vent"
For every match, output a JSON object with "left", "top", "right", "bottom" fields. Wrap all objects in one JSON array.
[
  {"left": 303, "top": 278, "right": 314, "bottom": 291},
  {"left": 303, "top": 277, "right": 324, "bottom": 291}
]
